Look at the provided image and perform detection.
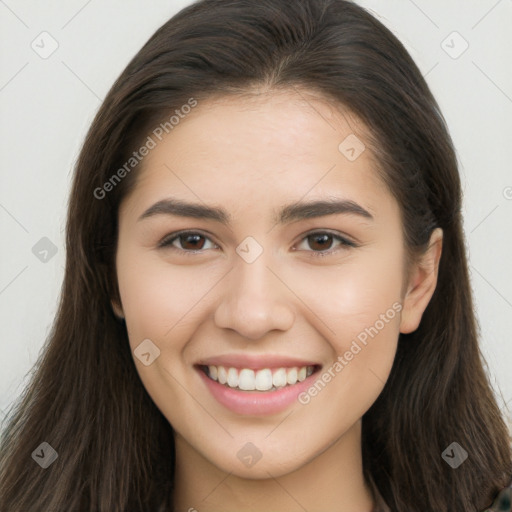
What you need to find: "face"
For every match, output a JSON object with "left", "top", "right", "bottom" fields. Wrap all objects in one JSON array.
[{"left": 113, "top": 89, "right": 440, "bottom": 479}]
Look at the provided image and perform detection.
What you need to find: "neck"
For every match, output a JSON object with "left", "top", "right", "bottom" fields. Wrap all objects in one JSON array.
[{"left": 172, "top": 420, "right": 376, "bottom": 512}]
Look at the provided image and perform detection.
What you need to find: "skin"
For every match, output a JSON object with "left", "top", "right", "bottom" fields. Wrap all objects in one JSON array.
[{"left": 112, "top": 88, "right": 443, "bottom": 512}]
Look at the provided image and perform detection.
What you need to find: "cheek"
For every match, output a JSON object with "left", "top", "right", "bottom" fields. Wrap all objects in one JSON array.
[
  {"left": 288, "top": 244, "right": 404, "bottom": 340},
  {"left": 288, "top": 246, "right": 403, "bottom": 404},
  {"left": 116, "top": 248, "right": 215, "bottom": 345},
  {"left": 329, "top": 265, "right": 403, "bottom": 349}
]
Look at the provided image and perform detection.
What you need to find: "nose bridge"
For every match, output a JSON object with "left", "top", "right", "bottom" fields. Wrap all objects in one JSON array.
[
  {"left": 213, "top": 240, "right": 295, "bottom": 339},
  {"left": 233, "top": 248, "right": 275, "bottom": 302}
]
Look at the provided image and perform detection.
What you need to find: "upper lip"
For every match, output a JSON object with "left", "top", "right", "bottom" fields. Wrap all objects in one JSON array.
[{"left": 195, "top": 354, "right": 321, "bottom": 371}]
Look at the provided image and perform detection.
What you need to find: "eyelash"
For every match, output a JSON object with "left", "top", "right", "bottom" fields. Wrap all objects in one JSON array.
[{"left": 157, "top": 230, "right": 358, "bottom": 258}]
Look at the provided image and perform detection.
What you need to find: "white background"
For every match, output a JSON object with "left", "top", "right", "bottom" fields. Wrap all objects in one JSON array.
[{"left": 0, "top": 0, "right": 511, "bottom": 429}]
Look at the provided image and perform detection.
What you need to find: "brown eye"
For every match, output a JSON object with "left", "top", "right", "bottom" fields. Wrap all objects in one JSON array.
[
  {"left": 159, "top": 231, "right": 217, "bottom": 253},
  {"left": 306, "top": 233, "right": 335, "bottom": 251},
  {"left": 295, "top": 231, "right": 356, "bottom": 257},
  {"left": 177, "top": 233, "right": 206, "bottom": 250}
]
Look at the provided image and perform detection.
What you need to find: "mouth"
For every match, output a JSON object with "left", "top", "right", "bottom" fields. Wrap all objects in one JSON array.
[
  {"left": 198, "top": 364, "right": 321, "bottom": 392},
  {"left": 195, "top": 359, "right": 323, "bottom": 415}
]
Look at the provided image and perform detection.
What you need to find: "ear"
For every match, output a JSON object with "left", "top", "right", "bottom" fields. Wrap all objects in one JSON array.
[
  {"left": 400, "top": 228, "right": 443, "bottom": 334},
  {"left": 111, "top": 298, "right": 125, "bottom": 320}
]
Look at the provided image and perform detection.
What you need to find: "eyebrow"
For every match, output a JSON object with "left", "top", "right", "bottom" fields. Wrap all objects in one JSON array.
[{"left": 137, "top": 197, "right": 374, "bottom": 225}]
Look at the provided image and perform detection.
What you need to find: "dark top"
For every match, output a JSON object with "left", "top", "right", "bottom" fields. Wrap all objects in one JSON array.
[
  {"left": 369, "top": 479, "right": 512, "bottom": 511},
  {"left": 484, "top": 481, "right": 512, "bottom": 512}
]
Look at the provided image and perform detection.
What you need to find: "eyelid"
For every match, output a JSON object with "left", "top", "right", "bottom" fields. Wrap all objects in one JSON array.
[
  {"left": 293, "top": 230, "right": 358, "bottom": 256},
  {"left": 158, "top": 229, "right": 358, "bottom": 256},
  {"left": 157, "top": 229, "right": 220, "bottom": 252}
]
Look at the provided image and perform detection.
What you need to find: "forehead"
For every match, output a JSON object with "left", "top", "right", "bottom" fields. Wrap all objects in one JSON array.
[{"left": 120, "top": 88, "right": 394, "bottom": 224}]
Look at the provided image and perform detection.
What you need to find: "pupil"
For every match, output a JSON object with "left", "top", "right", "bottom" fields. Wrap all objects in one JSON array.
[
  {"left": 183, "top": 234, "right": 204, "bottom": 250},
  {"left": 310, "top": 234, "right": 331, "bottom": 251}
]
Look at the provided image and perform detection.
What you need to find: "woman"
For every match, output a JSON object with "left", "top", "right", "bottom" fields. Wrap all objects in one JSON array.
[{"left": 1, "top": 0, "right": 511, "bottom": 510}]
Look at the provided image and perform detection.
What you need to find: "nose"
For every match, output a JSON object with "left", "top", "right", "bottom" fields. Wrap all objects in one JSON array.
[{"left": 213, "top": 252, "right": 295, "bottom": 340}]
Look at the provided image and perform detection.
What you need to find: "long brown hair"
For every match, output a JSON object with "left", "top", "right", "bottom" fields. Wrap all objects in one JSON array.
[{"left": 1, "top": 0, "right": 510, "bottom": 510}]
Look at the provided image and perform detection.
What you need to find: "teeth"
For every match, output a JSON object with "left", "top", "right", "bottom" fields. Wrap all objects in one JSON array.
[
  {"left": 255, "top": 369, "right": 273, "bottom": 391},
  {"left": 287, "top": 368, "right": 298, "bottom": 385},
  {"left": 217, "top": 366, "right": 227, "bottom": 385},
  {"left": 272, "top": 368, "right": 287, "bottom": 388},
  {"left": 208, "top": 365, "right": 218, "bottom": 380},
  {"left": 239, "top": 369, "right": 255, "bottom": 390},
  {"left": 204, "top": 364, "right": 316, "bottom": 391},
  {"left": 227, "top": 367, "right": 238, "bottom": 388}
]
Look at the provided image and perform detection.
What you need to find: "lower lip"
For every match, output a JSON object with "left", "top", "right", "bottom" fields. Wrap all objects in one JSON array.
[{"left": 197, "top": 367, "right": 320, "bottom": 416}]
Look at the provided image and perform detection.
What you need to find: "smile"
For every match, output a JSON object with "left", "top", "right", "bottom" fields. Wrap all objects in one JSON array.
[
  {"left": 200, "top": 364, "right": 317, "bottom": 391},
  {"left": 195, "top": 358, "right": 322, "bottom": 415}
]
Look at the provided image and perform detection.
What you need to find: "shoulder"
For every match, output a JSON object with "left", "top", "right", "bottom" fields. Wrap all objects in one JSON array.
[{"left": 483, "top": 480, "right": 512, "bottom": 512}]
